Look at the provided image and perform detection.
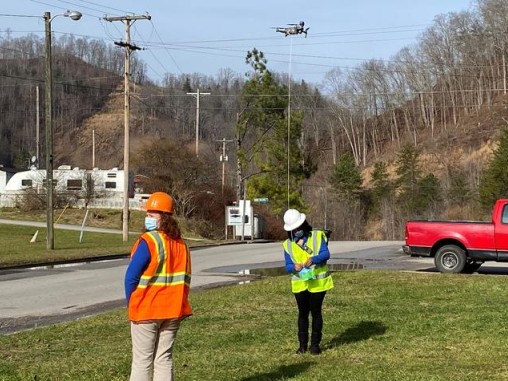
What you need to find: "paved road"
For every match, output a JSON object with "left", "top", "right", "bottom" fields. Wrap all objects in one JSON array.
[
  {"left": 0, "top": 240, "right": 411, "bottom": 333},
  {"left": 1, "top": 239, "right": 506, "bottom": 334}
]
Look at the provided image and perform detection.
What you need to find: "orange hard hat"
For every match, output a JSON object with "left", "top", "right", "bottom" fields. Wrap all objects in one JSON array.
[{"left": 145, "top": 192, "right": 174, "bottom": 214}]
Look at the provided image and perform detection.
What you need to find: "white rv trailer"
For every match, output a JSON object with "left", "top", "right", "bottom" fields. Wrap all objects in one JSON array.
[
  {"left": 0, "top": 166, "right": 15, "bottom": 194},
  {"left": 0, "top": 165, "right": 146, "bottom": 209},
  {"left": 0, "top": 170, "right": 6, "bottom": 194}
]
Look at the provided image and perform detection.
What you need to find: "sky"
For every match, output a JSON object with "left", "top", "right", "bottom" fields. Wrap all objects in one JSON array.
[{"left": 1, "top": 0, "right": 475, "bottom": 89}]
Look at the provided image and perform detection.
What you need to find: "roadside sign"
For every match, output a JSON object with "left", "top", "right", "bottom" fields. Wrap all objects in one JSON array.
[
  {"left": 254, "top": 197, "right": 269, "bottom": 203},
  {"left": 227, "top": 207, "right": 243, "bottom": 225},
  {"left": 226, "top": 201, "right": 251, "bottom": 226}
]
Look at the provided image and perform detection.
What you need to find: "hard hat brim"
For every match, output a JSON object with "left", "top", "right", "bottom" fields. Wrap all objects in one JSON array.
[{"left": 284, "top": 212, "right": 306, "bottom": 231}]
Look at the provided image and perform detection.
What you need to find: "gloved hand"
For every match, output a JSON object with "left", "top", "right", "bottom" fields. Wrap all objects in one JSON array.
[{"left": 298, "top": 267, "right": 315, "bottom": 280}]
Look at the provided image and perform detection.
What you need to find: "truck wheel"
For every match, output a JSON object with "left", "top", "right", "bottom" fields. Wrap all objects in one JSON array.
[{"left": 434, "top": 245, "right": 466, "bottom": 273}]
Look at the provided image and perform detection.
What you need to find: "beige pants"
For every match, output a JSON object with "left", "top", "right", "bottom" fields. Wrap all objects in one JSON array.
[{"left": 129, "top": 319, "right": 181, "bottom": 381}]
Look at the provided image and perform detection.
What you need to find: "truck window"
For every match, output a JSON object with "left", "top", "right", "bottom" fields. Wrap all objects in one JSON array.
[{"left": 502, "top": 205, "right": 508, "bottom": 224}]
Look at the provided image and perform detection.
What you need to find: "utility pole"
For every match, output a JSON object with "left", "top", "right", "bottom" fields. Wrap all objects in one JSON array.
[
  {"left": 92, "top": 129, "right": 95, "bottom": 168},
  {"left": 104, "top": 14, "right": 151, "bottom": 242},
  {"left": 217, "top": 138, "right": 233, "bottom": 196},
  {"left": 236, "top": 112, "right": 243, "bottom": 203},
  {"left": 187, "top": 89, "right": 210, "bottom": 157},
  {"left": 44, "top": 10, "right": 82, "bottom": 250},
  {"left": 36, "top": 85, "right": 40, "bottom": 167}
]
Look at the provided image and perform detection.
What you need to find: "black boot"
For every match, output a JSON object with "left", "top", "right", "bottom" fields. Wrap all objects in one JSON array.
[
  {"left": 296, "top": 331, "right": 308, "bottom": 354},
  {"left": 310, "top": 331, "right": 322, "bottom": 355}
]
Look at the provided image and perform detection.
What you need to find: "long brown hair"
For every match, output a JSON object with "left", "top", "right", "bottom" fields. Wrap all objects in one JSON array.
[{"left": 158, "top": 213, "right": 181, "bottom": 239}]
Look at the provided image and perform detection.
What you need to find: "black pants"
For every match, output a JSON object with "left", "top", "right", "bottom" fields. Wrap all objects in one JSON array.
[{"left": 294, "top": 290, "right": 326, "bottom": 349}]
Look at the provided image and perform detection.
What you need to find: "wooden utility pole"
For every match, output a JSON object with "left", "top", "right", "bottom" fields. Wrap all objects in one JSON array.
[
  {"left": 236, "top": 112, "right": 243, "bottom": 203},
  {"left": 104, "top": 14, "right": 151, "bottom": 242},
  {"left": 187, "top": 89, "right": 210, "bottom": 157},
  {"left": 217, "top": 138, "right": 233, "bottom": 196},
  {"left": 36, "top": 85, "right": 40, "bottom": 167}
]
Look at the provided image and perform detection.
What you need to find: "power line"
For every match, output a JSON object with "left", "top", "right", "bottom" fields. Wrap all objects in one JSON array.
[
  {"left": 55, "top": 0, "right": 108, "bottom": 16},
  {"left": 1, "top": 17, "right": 500, "bottom": 78},
  {"left": 148, "top": 19, "right": 184, "bottom": 75},
  {"left": 77, "top": 0, "right": 134, "bottom": 15}
]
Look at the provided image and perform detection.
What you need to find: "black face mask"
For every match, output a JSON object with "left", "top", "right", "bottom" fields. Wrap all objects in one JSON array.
[{"left": 293, "top": 229, "right": 304, "bottom": 239}]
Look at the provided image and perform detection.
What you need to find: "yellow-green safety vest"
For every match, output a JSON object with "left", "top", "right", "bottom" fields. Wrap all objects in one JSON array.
[{"left": 283, "top": 229, "right": 334, "bottom": 293}]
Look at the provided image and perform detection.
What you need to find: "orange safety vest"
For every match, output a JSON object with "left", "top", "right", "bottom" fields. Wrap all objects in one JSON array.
[{"left": 128, "top": 231, "right": 192, "bottom": 322}]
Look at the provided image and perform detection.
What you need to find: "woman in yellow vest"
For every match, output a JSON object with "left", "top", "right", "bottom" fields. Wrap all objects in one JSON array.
[
  {"left": 125, "top": 192, "right": 192, "bottom": 381},
  {"left": 283, "top": 209, "right": 334, "bottom": 355}
]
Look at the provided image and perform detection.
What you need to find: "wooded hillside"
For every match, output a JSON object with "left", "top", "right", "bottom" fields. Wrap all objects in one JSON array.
[{"left": 2, "top": 0, "right": 508, "bottom": 240}]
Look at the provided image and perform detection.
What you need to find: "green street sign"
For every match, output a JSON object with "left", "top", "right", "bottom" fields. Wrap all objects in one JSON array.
[{"left": 254, "top": 197, "right": 269, "bottom": 203}]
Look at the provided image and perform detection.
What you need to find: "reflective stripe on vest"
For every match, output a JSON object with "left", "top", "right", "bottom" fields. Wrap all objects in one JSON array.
[
  {"left": 137, "top": 231, "right": 191, "bottom": 288},
  {"left": 138, "top": 272, "right": 191, "bottom": 287},
  {"left": 128, "top": 231, "right": 193, "bottom": 321},
  {"left": 291, "top": 271, "right": 331, "bottom": 281},
  {"left": 284, "top": 229, "right": 334, "bottom": 293}
]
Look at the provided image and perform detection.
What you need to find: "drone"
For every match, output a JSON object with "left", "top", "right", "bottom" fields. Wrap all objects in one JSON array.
[{"left": 273, "top": 21, "right": 309, "bottom": 38}]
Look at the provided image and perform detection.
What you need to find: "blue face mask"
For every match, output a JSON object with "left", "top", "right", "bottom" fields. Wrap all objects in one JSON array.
[{"left": 144, "top": 217, "right": 158, "bottom": 231}]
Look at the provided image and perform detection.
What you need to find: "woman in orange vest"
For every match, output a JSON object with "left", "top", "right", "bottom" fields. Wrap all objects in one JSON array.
[{"left": 124, "top": 192, "right": 192, "bottom": 381}]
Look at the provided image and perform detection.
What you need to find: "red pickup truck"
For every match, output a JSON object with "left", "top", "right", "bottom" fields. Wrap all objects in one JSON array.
[{"left": 403, "top": 199, "right": 508, "bottom": 273}]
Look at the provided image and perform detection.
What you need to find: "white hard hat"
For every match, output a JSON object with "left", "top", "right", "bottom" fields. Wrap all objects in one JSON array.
[{"left": 283, "top": 209, "right": 306, "bottom": 231}]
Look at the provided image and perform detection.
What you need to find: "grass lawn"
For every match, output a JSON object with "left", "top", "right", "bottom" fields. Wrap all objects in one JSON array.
[
  {"left": 1, "top": 271, "right": 508, "bottom": 380},
  {"left": 0, "top": 207, "right": 140, "bottom": 267},
  {"left": 0, "top": 209, "right": 218, "bottom": 267},
  {"left": 0, "top": 224, "right": 136, "bottom": 267},
  {"left": 0, "top": 207, "right": 145, "bottom": 230}
]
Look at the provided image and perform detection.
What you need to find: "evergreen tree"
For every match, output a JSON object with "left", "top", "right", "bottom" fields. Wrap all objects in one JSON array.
[
  {"left": 182, "top": 77, "right": 192, "bottom": 93},
  {"left": 13, "top": 149, "right": 32, "bottom": 171},
  {"left": 330, "top": 152, "right": 363, "bottom": 199},
  {"left": 395, "top": 144, "right": 421, "bottom": 213},
  {"left": 370, "top": 160, "right": 393, "bottom": 215},
  {"left": 394, "top": 144, "right": 442, "bottom": 216},
  {"left": 237, "top": 49, "right": 306, "bottom": 214},
  {"left": 415, "top": 173, "right": 442, "bottom": 214},
  {"left": 371, "top": 161, "right": 392, "bottom": 201},
  {"left": 479, "top": 129, "right": 508, "bottom": 208},
  {"left": 448, "top": 168, "right": 472, "bottom": 205}
]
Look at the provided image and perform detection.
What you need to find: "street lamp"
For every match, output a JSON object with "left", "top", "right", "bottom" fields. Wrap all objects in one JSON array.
[{"left": 44, "top": 10, "right": 82, "bottom": 250}]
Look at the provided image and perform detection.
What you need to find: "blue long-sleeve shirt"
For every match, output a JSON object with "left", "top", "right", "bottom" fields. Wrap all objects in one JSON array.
[
  {"left": 284, "top": 232, "right": 330, "bottom": 274},
  {"left": 124, "top": 239, "right": 151, "bottom": 304}
]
